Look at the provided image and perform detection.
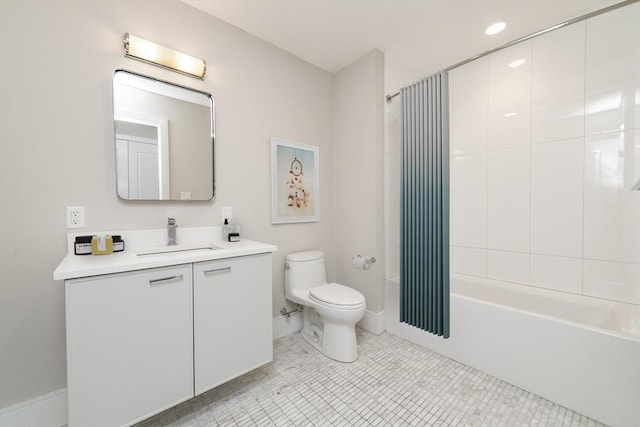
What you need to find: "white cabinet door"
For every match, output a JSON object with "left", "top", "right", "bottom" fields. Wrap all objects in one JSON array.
[
  {"left": 194, "top": 254, "right": 272, "bottom": 395},
  {"left": 66, "top": 265, "right": 193, "bottom": 427}
]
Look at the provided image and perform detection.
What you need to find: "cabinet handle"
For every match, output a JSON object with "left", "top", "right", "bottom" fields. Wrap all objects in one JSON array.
[
  {"left": 149, "top": 274, "right": 183, "bottom": 286},
  {"left": 203, "top": 266, "right": 231, "bottom": 276}
]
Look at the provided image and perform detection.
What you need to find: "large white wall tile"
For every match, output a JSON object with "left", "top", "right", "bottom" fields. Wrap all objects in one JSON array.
[
  {"left": 584, "top": 130, "right": 640, "bottom": 264},
  {"left": 531, "top": 22, "right": 585, "bottom": 143},
  {"left": 488, "top": 147, "right": 530, "bottom": 252},
  {"left": 530, "top": 254, "right": 582, "bottom": 294},
  {"left": 585, "top": 3, "right": 640, "bottom": 135},
  {"left": 451, "top": 113, "right": 487, "bottom": 157},
  {"left": 385, "top": 247, "right": 400, "bottom": 279},
  {"left": 451, "top": 57, "right": 488, "bottom": 123},
  {"left": 530, "top": 138, "right": 584, "bottom": 258},
  {"left": 488, "top": 111, "right": 531, "bottom": 151},
  {"left": 488, "top": 250, "right": 529, "bottom": 285},
  {"left": 583, "top": 259, "right": 640, "bottom": 305},
  {"left": 488, "top": 41, "right": 531, "bottom": 150},
  {"left": 451, "top": 153, "right": 487, "bottom": 248},
  {"left": 384, "top": 152, "right": 400, "bottom": 249},
  {"left": 451, "top": 246, "right": 487, "bottom": 277},
  {"left": 450, "top": 57, "right": 488, "bottom": 155}
]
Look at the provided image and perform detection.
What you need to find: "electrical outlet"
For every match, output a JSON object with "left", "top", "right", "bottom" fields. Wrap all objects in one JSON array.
[
  {"left": 222, "top": 206, "right": 232, "bottom": 220},
  {"left": 66, "top": 207, "right": 85, "bottom": 229}
]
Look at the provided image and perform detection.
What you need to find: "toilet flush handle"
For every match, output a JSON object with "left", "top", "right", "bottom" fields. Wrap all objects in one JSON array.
[{"left": 284, "top": 260, "right": 291, "bottom": 270}]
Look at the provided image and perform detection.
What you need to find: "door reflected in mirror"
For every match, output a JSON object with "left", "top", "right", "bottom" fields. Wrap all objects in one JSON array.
[{"left": 113, "top": 70, "right": 214, "bottom": 201}]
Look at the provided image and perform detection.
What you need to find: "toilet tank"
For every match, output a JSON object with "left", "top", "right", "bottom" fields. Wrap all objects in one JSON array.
[{"left": 285, "top": 251, "right": 328, "bottom": 295}]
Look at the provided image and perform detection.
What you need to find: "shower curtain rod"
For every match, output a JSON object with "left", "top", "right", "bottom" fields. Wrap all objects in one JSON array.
[{"left": 385, "top": 0, "right": 639, "bottom": 104}]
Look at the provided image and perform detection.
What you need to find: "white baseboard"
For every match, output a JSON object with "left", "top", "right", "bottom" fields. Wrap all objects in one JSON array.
[
  {"left": 272, "top": 311, "right": 303, "bottom": 339},
  {"left": 357, "top": 310, "right": 387, "bottom": 335},
  {"left": 0, "top": 388, "right": 67, "bottom": 427}
]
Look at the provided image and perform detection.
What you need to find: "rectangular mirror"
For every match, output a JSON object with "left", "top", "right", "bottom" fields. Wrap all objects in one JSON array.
[{"left": 113, "top": 69, "right": 215, "bottom": 200}]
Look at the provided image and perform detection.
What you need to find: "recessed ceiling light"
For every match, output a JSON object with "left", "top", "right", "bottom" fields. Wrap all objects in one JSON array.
[
  {"left": 485, "top": 22, "right": 506, "bottom": 35},
  {"left": 508, "top": 59, "right": 526, "bottom": 68}
]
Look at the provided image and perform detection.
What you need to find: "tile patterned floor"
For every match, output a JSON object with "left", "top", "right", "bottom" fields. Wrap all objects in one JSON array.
[{"left": 136, "top": 329, "right": 606, "bottom": 426}]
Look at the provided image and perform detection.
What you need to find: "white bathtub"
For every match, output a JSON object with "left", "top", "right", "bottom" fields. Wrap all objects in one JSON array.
[{"left": 385, "top": 273, "right": 640, "bottom": 427}]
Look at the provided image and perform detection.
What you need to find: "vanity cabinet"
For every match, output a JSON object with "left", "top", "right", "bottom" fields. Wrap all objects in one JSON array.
[
  {"left": 194, "top": 254, "right": 272, "bottom": 394},
  {"left": 65, "top": 265, "right": 194, "bottom": 427},
  {"left": 63, "top": 252, "right": 273, "bottom": 427}
]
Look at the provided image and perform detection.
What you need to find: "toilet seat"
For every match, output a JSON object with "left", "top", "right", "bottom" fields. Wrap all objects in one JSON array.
[{"left": 309, "top": 283, "right": 365, "bottom": 307}]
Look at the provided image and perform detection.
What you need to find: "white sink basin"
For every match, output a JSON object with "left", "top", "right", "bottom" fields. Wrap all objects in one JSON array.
[{"left": 137, "top": 243, "right": 221, "bottom": 256}]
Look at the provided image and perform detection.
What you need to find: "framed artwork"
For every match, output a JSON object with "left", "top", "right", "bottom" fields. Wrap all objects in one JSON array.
[{"left": 271, "top": 138, "right": 319, "bottom": 224}]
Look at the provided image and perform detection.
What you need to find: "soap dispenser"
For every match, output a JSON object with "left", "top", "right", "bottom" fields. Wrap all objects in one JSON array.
[{"left": 222, "top": 218, "right": 231, "bottom": 240}]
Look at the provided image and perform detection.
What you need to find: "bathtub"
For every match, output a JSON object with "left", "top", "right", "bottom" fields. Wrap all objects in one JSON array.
[{"left": 385, "top": 273, "right": 640, "bottom": 427}]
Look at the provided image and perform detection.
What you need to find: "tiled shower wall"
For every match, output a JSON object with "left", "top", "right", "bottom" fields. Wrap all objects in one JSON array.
[{"left": 449, "top": 3, "right": 640, "bottom": 305}]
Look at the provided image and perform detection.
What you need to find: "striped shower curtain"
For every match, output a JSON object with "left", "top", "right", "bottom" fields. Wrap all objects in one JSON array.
[{"left": 400, "top": 72, "right": 450, "bottom": 338}]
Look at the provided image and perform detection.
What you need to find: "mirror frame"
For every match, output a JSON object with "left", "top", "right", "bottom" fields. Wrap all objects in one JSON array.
[{"left": 113, "top": 69, "right": 215, "bottom": 201}]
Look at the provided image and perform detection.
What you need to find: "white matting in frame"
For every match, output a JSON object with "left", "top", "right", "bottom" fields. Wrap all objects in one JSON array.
[{"left": 271, "top": 138, "right": 319, "bottom": 224}]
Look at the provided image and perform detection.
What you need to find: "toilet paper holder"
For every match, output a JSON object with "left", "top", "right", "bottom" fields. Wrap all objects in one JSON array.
[{"left": 351, "top": 254, "right": 376, "bottom": 270}]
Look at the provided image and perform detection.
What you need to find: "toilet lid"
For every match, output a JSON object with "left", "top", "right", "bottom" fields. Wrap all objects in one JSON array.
[{"left": 309, "top": 283, "right": 365, "bottom": 306}]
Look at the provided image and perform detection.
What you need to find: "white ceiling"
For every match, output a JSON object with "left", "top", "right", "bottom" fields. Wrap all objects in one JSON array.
[{"left": 181, "top": 0, "right": 623, "bottom": 87}]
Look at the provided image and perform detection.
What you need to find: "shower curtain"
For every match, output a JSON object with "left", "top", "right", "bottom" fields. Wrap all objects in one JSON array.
[{"left": 400, "top": 71, "right": 450, "bottom": 338}]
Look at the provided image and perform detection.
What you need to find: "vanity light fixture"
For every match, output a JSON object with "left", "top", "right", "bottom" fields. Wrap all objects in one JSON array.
[
  {"left": 485, "top": 22, "right": 506, "bottom": 35},
  {"left": 123, "top": 33, "right": 206, "bottom": 80}
]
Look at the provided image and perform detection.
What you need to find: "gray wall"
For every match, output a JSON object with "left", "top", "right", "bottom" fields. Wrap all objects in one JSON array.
[
  {"left": 0, "top": 0, "right": 335, "bottom": 409},
  {"left": 333, "top": 50, "right": 386, "bottom": 313}
]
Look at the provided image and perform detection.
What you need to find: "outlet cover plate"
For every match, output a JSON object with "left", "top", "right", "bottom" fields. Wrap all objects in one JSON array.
[
  {"left": 66, "top": 207, "right": 85, "bottom": 229},
  {"left": 222, "top": 206, "right": 232, "bottom": 220}
]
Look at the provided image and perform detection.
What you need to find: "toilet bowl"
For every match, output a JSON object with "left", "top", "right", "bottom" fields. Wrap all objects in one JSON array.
[{"left": 284, "top": 251, "right": 366, "bottom": 362}]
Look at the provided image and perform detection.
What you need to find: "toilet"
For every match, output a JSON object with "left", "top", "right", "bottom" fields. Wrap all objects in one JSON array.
[{"left": 284, "top": 250, "right": 366, "bottom": 363}]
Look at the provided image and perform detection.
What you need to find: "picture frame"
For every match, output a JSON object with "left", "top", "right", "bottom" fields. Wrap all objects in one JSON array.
[{"left": 271, "top": 138, "right": 320, "bottom": 224}]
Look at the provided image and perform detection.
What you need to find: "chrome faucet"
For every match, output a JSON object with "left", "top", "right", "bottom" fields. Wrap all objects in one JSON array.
[{"left": 167, "top": 217, "right": 177, "bottom": 246}]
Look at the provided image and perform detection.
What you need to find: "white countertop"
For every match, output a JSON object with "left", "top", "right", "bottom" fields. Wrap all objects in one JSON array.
[{"left": 53, "top": 227, "right": 277, "bottom": 281}]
